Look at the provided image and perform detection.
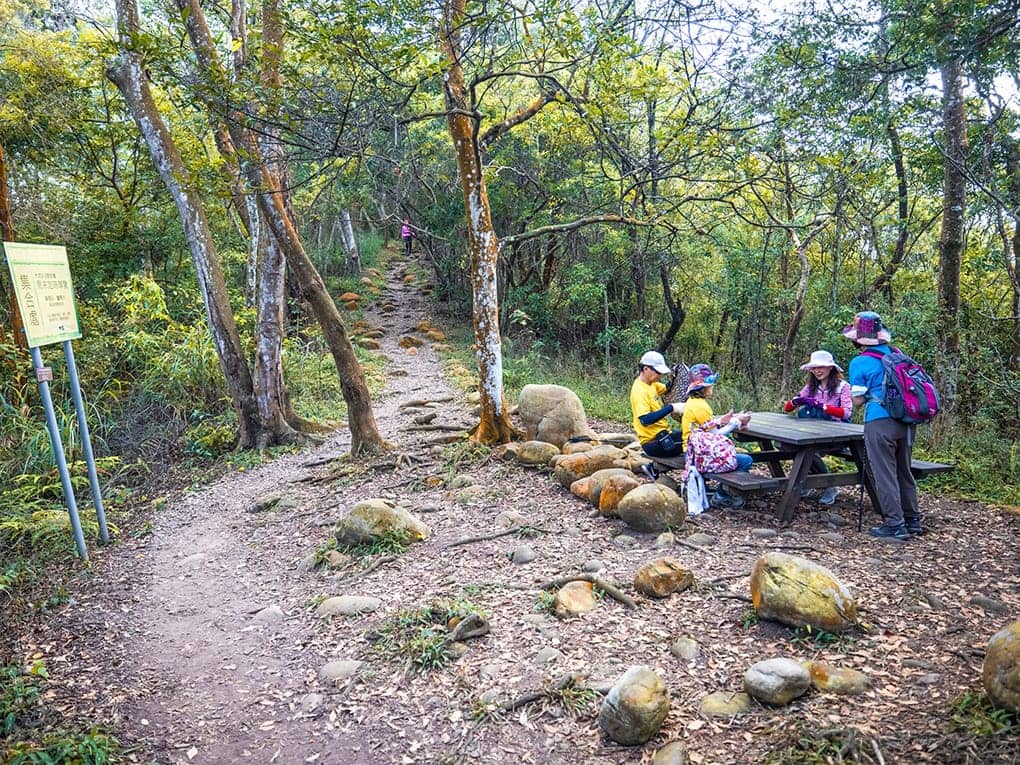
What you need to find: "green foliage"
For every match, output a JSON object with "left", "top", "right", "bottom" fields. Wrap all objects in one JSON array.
[
  {"left": 438, "top": 441, "right": 490, "bottom": 473},
  {"left": 791, "top": 624, "right": 855, "bottom": 650},
  {"left": 949, "top": 692, "right": 1019, "bottom": 737},
  {"left": 183, "top": 418, "right": 237, "bottom": 459},
  {"left": 4, "top": 727, "right": 120, "bottom": 765},
  {"left": 1, "top": 661, "right": 118, "bottom": 765},
  {"left": 739, "top": 608, "right": 760, "bottom": 630},
  {"left": 318, "top": 528, "right": 410, "bottom": 561},
  {"left": 551, "top": 684, "right": 600, "bottom": 717},
  {"left": 373, "top": 598, "right": 486, "bottom": 673},
  {"left": 763, "top": 725, "right": 870, "bottom": 765},
  {"left": 1, "top": 662, "right": 44, "bottom": 737},
  {"left": 533, "top": 590, "right": 555, "bottom": 613}
]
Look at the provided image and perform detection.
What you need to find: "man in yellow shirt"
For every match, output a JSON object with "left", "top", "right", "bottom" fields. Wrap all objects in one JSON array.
[{"left": 630, "top": 350, "right": 684, "bottom": 461}]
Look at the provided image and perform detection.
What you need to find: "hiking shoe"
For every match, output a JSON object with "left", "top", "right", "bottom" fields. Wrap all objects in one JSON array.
[
  {"left": 640, "top": 464, "right": 658, "bottom": 482},
  {"left": 818, "top": 487, "right": 839, "bottom": 505},
  {"left": 905, "top": 518, "right": 925, "bottom": 535},
  {"left": 868, "top": 524, "right": 909, "bottom": 541},
  {"left": 710, "top": 491, "right": 745, "bottom": 510}
]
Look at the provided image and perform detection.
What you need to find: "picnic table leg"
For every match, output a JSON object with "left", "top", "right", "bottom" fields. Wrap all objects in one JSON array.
[
  {"left": 776, "top": 448, "right": 815, "bottom": 524},
  {"left": 848, "top": 441, "right": 882, "bottom": 530},
  {"left": 757, "top": 438, "right": 786, "bottom": 478}
]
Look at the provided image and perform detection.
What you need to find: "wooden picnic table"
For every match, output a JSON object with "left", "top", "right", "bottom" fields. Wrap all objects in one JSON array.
[{"left": 725, "top": 411, "right": 880, "bottom": 523}]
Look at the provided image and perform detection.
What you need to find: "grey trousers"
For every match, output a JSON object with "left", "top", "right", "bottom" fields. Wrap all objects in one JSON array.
[{"left": 863, "top": 417, "right": 919, "bottom": 526}]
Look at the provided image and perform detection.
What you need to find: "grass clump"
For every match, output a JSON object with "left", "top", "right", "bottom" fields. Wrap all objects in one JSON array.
[
  {"left": 764, "top": 724, "right": 874, "bottom": 764},
  {"left": 1, "top": 661, "right": 119, "bottom": 764},
  {"left": 373, "top": 599, "right": 486, "bottom": 673},
  {"left": 739, "top": 608, "right": 760, "bottom": 629},
  {"left": 791, "top": 624, "right": 857, "bottom": 651},
  {"left": 318, "top": 528, "right": 411, "bottom": 562},
  {"left": 949, "top": 692, "right": 1018, "bottom": 737}
]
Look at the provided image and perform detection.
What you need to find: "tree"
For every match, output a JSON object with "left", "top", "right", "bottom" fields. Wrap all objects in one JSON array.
[
  {"left": 173, "top": 0, "right": 387, "bottom": 454},
  {"left": 438, "top": 0, "right": 519, "bottom": 443},
  {"left": 108, "top": 0, "right": 267, "bottom": 448}
]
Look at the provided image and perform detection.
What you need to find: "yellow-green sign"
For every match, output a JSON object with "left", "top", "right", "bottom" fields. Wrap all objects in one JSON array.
[{"left": 3, "top": 242, "right": 81, "bottom": 347}]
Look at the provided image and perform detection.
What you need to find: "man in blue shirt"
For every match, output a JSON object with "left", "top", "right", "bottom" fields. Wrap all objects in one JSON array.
[{"left": 844, "top": 311, "right": 920, "bottom": 541}]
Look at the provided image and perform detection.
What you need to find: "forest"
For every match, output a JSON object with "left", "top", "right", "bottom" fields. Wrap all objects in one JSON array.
[{"left": 1, "top": 0, "right": 1020, "bottom": 762}]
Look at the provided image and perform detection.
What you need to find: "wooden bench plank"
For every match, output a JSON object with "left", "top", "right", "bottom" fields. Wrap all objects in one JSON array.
[
  {"left": 911, "top": 459, "right": 953, "bottom": 477},
  {"left": 704, "top": 471, "right": 787, "bottom": 493}
]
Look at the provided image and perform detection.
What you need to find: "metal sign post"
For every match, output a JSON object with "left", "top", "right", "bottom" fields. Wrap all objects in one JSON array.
[
  {"left": 29, "top": 345, "right": 89, "bottom": 561},
  {"left": 3, "top": 241, "right": 105, "bottom": 561},
  {"left": 63, "top": 339, "right": 109, "bottom": 544}
]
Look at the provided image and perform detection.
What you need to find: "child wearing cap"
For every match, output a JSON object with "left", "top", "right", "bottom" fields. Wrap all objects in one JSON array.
[
  {"left": 681, "top": 363, "right": 752, "bottom": 508},
  {"left": 630, "top": 350, "right": 685, "bottom": 460},
  {"left": 844, "top": 311, "right": 921, "bottom": 541},
  {"left": 782, "top": 350, "right": 853, "bottom": 505}
]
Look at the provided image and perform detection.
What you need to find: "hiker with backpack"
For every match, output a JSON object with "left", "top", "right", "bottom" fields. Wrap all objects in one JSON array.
[
  {"left": 681, "top": 363, "right": 753, "bottom": 509},
  {"left": 781, "top": 349, "right": 854, "bottom": 506},
  {"left": 844, "top": 311, "right": 939, "bottom": 540}
]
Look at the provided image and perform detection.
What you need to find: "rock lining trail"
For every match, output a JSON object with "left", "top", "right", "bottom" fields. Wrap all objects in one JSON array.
[{"left": 9, "top": 252, "right": 1020, "bottom": 764}]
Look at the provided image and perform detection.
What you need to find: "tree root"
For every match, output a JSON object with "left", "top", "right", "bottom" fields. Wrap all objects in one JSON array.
[{"left": 445, "top": 525, "right": 543, "bottom": 548}]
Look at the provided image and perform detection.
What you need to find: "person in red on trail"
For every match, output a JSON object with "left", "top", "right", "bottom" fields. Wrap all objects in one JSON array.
[{"left": 400, "top": 219, "right": 414, "bottom": 256}]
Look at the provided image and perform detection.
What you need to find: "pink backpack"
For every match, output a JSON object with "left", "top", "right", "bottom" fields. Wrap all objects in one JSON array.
[
  {"left": 686, "top": 427, "right": 738, "bottom": 473},
  {"left": 861, "top": 347, "right": 940, "bottom": 424}
]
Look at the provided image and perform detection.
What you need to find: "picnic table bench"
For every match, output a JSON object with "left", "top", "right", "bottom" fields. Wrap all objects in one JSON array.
[{"left": 697, "top": 412, "right": 953, "bottom": 523}]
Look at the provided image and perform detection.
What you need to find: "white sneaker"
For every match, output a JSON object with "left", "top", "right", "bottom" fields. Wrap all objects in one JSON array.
[{"left": 819, "top": 487, "right": 839, "bottom": 505}]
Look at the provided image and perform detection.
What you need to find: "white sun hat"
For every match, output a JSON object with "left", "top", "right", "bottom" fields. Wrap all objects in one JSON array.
[
  {"left": 799, "top": 350, "right": 843, "bottom": 372},
  {"left": 639, "top": 350, "right": 671, "bottom": 375}
]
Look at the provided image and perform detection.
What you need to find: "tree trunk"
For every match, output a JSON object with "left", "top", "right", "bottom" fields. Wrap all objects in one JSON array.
[
  {"left": 780, "top": 230, "right": 813, "bottom": 394},
  {"left": 0, "top": 141, "right": 27, "bottom": 353},
  {"left": 440, "top": 0, "right": 518, "bottom": 444},
  {"left": 655, "top": 261, "right": 685, "bottom": 354},
  {"left": 108, "top": 0, "right": 263, "bottom": 448},
  {"left": 341, "top": 208, "right": 361, "bottom": 274},
  {"left": 935, "top": 56, "right": 966, "bottom": 417},
  {"left": 871, "top": 120, "right": 910, "bottom": 297},
  {"left": 175, "top": 0, "right": 386, "bottom": 454},
  {"left": 1003, "top": 137, "right": 1020, "bottom": 422}
]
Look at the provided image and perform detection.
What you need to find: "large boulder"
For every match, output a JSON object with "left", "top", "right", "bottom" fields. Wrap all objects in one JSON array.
[
  {"left": 983, "top": 619, "right": 1020, "bottom": 712},
  {"left": 570, "top": 468, "right": 634, "bottom": 505},
  {"left": 335, "top": 498, "right": 429, "bottom": 546},
  {"left": 749, "top": 553, "right": 857, "bottom": 632},
  {"left": 744, "top": 658, "right": 811, "bottom": 705},
  {"left": 518, "top": 384, "right": 595, "bottom": 447},
  {"left": 633, "top": 558, "right": 694, "bottom": 599},
  {"left": 598, "top": 666, "right": 670, "bottom": 746},
  {"left": 617, "top": 484, "right": 684, "bottom": 533},
  {"left": 553, "top": 445, "right": 629, "bottom": 487}
]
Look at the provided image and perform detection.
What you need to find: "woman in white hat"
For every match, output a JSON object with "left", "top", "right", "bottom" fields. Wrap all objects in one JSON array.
[{"left": 781, "top": 349, "right": 853, "bottom": 504}]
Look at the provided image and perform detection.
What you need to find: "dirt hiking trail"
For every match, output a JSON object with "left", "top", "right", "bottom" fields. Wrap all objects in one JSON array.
[{"left": 8, "top": 253, "right": 1020, "bottom": 765}]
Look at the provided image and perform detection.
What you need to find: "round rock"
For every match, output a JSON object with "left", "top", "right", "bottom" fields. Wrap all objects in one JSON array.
[
  {"left": 318, "top": 660, "right": 364, "bottom": 682},
  {"left": 699, "top": 691, "right": 751, "bottom": 717},
  {"left": 744, "top": 658, "right": 811, "bottom": 705},
  {"left": 983, "top": 618, "right": 1020, "bottom": 712},
  {"left": 598, "top": 666, "right": 670, "bottom": 746},
  {"left": 652, "top": 741, "right": 690, "bottom": 765},
  {"left": 315, "top": 595, "right": 381, "bottom": 617}
]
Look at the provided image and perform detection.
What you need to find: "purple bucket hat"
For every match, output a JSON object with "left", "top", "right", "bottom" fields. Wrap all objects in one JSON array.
[{"left": 842, "top": 311, "right": 891, "bottom": 346}]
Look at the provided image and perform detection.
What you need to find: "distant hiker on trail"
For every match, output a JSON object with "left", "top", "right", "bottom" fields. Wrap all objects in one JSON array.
[
  {"left": 401, "top": 219, "right": 415, "bottom": 256},
  {"left": 781, "top": 349, "right": 853, "bottom": 506},
  {"left": 844, "top": 311, "right": 921, "bottom": 541},
  {"left": 630, "top": 350, "right": 685, "bottom": 463}
]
